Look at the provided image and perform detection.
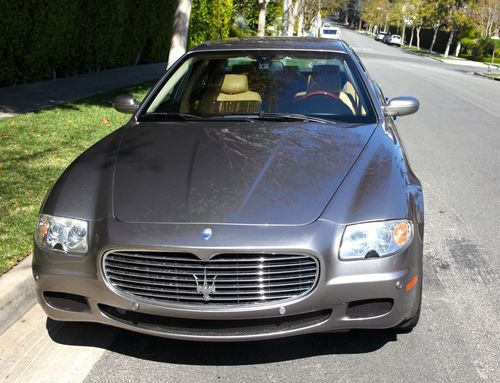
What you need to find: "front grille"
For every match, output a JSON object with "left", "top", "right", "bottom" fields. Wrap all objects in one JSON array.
[{"left": 102, "top": 251, "right": 318, "bottom": 306}]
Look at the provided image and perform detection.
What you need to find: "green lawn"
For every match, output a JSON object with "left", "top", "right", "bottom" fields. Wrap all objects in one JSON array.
[
  {"left": 402, "top": 45, "right": 429, "bottom": 54},
  {"left": 0, "top": 82, "right": 152, "bottom": 275}
]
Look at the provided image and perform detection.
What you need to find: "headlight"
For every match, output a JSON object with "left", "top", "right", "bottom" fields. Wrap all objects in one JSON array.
[
  {"left": 339, "top": 220, "right": 413, "bottom": 260},
  {"left": 35, "top": 214, "right": 88, "bottom": 254}
]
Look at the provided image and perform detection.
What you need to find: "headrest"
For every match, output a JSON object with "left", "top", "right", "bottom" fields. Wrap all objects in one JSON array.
[
  {"left": 220, "top": 74, "right": 249, "bottom": 95},
  {"left": 282, "top": 66, "right": 300, "bottom": 78},
  {"left": 308, "top": 65, "right": 341, "bottom": 93},
  {"left": 232, "top": 64, "right": 255, "bottom": 74}
]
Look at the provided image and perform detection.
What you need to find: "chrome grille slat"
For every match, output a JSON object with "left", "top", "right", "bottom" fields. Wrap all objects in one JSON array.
[
  {"left": 106, "top": 257, "right": 315, "bottom": 270},
  {"left": 103, "top": 251, "right": 318, "bottom": 306},
  {"left": 109, "top": 275, "right": 314, "bottom": 289},
  {"left": 106, "top": 263, "right": 317, "bottom": 276},
  {"left": 106, "top": 268, "right": 316, "bottom": 283},
  {"left": 110, "top": 252, "right": 312, "bottom": 263},
  {"left": 111, "top": 282, "right": 309, "bottom": 295}
]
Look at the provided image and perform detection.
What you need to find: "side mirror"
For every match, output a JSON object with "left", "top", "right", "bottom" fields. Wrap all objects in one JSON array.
[
  {"left": 113, "top": 94, "right": 139, "bottom": 114},
  {"left": 383, "top": 96, "right": 419, "bottom": 117}
]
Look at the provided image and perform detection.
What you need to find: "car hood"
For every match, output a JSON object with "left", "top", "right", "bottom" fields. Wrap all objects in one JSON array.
[{"left": 113, "top": 121, "right": 376, "bottom": 225}]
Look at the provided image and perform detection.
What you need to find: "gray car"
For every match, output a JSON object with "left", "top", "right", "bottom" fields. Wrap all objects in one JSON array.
[{"left": 33, "top": 38, "right": 423, "bottom": 342}]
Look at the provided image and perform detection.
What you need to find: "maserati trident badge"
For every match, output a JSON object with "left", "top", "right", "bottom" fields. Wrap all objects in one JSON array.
[
  {"left": 193, "top": 269, "right": 217, "bottom": 301},
  {"left": 201, "top": 227, "right": 212, "bottom": 240}
]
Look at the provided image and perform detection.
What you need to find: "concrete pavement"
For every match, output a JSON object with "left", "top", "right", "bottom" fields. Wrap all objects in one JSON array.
[{"left": 0, "top": 62, "right": 166, "bottom": 116}]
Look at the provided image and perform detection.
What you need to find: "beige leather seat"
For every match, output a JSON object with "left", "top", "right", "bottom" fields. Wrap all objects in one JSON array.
[
  {"left": 342, "top": 81, "right": 366, "bottom": 116},
  {"left": 215, "top": 74, "right": 261, "bottom": 113},
  {"left": 198, "top": 74, "right": 262, "bottom": 114}
]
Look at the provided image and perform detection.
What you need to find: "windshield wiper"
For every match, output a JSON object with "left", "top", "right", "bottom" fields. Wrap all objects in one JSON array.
[
  {"left": 255, "top": 112, "right": 336, "bottom": 124},
  {"left": 141, "top": 112, "right": 203, "bottom": 121},
  {"left": 141, "top": 112, "right": 257, "bottom": 122}
]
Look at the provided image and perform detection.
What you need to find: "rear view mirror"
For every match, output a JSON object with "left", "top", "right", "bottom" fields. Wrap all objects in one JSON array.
[
  {"left": 383, "top": 97, "right": 419, "bottom": 117},
  {"left": 113, "top": 94, "right": 139, "bottom": 114}
]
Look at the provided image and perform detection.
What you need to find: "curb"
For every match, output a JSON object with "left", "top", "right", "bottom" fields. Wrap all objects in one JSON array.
[
  {"left": 0, "top": 254, "right": 36, "bottom": 335},
  {"left": 474, "top": 72, "right": 500, "bottom": 81}
]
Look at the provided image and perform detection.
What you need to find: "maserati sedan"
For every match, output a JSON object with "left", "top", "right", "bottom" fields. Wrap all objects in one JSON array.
[{"left": 33, "top": 38, "right": 423, "bottom": 341}]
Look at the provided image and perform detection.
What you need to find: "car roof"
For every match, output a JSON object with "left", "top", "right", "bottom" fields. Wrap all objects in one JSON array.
[{"left": 190, "top": 37, "right": 349, "bottom": 53}]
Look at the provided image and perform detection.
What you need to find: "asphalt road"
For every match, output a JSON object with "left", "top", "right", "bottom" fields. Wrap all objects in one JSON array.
[{"left": 2, "top": 27, "right": 499, "bottom": 383}]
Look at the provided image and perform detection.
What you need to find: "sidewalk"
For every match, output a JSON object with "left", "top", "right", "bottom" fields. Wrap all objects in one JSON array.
[
  {"left": 357, "top": 30, "right": 496, "bottom": 71},
  {"left": 0, "top": 62, "right": 166, "bottom": 117}
]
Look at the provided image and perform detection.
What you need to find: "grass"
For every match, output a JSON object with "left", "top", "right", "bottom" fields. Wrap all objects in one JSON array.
[
  {"left": 482, "top": 57, "right": 500, "bottom": 65},
  {"left": 0, "top": 82, "right": 152, "bottom": 275},
  {"left": 402, "top": 45, "right": 429, "bottom": 54},
  {"left": 460, "top": 55, "right": 500, "bottom": 64}
]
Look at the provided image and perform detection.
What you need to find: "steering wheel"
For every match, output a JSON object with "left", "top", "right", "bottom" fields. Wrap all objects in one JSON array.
[{"left": 300, "top": 90, "right": 339, "bottom": 100}]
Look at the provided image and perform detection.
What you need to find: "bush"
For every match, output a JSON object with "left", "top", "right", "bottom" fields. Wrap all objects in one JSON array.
[
  {"left": 188, "top": 0, "right": 233, "bottom": 47},
  {"left": 460, "top": 37, "right": 474, "bottom": 55},
  {"left": 470, "top": 38, "right": 495, "bottom": 60},
  {"left": 0, "top": 0, "right": 176, "bottom": 86}
]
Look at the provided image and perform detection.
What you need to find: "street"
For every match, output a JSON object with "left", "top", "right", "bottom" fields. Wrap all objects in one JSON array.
[{"left": 1, "top": 27, "right": 499, "bottom": 382}]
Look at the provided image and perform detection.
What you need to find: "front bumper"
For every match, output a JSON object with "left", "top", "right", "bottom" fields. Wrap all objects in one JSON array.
[{"left": 33, "top": 219, "right": 423, "bottom": 341}]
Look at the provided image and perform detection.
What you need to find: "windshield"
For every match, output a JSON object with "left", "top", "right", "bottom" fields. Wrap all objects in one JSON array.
[
  {"left": 143, "top": 51, "right": 376, "bottom": 124},
  {"left": 323, "top": 29, "right": 338, "bottom": 35}
]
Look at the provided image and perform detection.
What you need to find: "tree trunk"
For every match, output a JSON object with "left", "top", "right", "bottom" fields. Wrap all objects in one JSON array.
[
  {"left": 454, "top": 40, "right": 461, "bottom": 57},
  {"left": 282, "top": 0, "right": 291, "bottom": 36},
  {"left": 416, "top": 26, "right": 422, "bottom": 50},
  {"left": 344, "top": 9, "right": 348, "bottom": 25},
  {"left": 287, "top": 17, "right": 295, "bottom": 36},
  {"left": 429, "top": 24, "right": 439, "bottom": 53},
  {"left": 401, "top": 24, "right": 406, "bottom": 44},
  {"left": 167, "top": 0, "right": 192, "bottom": 68},
  {"left": 297, "top": 8, "right": 304, "bottom": 36},
  {"left": 409, "top": 27, "right": 415, "bottom": 47},
  {"left": 444, "top": 29, "right": 454, "bottom": 57},
  {"left": 258, "top": 0, "right": 267, "bottom": 37}
]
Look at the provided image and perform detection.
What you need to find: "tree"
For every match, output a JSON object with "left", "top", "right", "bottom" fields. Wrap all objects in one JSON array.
[
  {"left": 257, "top": 0, "right": 269, "bottom": 36},
  {"left": 475, "top": 0, "right": 500, "bottom": 37},
  {"left": 168, "top": 0, "right": 193, "bottom": 68},
  {"left": 282, "top": 0, "right": 292, "bottom": 35},
  {"left": 413, "top": 0, "right": 432, "bottom": 50},
  {"left": 232, "top": 0, "right": 280, "bottom": 36},
  {"left": 360, "top": 0, "right": 390, "bottom": 35},
  {"left": 428, "top": 0, "right": 448, "bottom": 53},
  {"left": 442, "top": 1, "right": 472, "bottom": 57}
]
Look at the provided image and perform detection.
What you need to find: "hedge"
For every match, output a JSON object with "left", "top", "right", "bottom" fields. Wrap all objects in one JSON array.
[
  {"left": 0, "top": 0, "right": 177, "bottom": 86},
  {"left": 188, "top": 0, "right": 233, "bottom": 48}
]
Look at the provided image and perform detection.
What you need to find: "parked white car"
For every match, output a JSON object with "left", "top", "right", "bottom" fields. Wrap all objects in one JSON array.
[
  {"left": 320, "top": 26, "right": 341, "bottom": 39},
  {"left": 375, "top": 32, "right": 389, "bottom": 41},
  {"left": 387, "top": 35, "right": 402, "bottom": 46}
]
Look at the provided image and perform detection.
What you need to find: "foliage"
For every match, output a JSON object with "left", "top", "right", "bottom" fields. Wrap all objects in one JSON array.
[
  {"left": 460, "top": 37, "right": 475, "bottom": 54},
  {"left": 0, "top": 83, "right": 152, "bottom": 275},
  {"left": 188, "top": 0, "right": 233, "bottom": 47},
  {"left": 231, "top": 0, "right": 281, "bottom": 36},
  {"left": 470, "top": 37, "right": 496, "bottom": 58},
  {"left": 0, "top": 0, "right": 176, "bottom": 86},
  {"left": 360, "top": 0, "right": 391, "bottom": 29}
]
